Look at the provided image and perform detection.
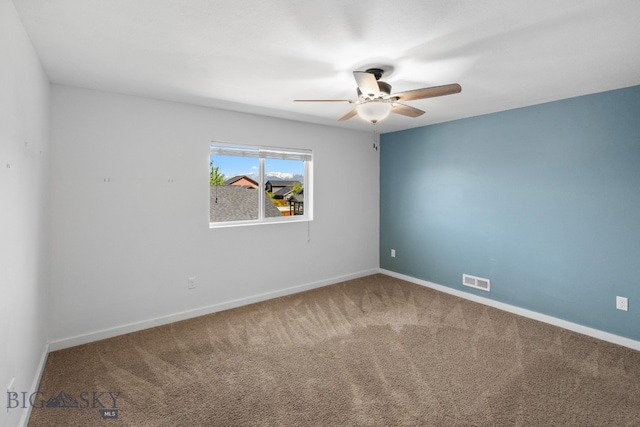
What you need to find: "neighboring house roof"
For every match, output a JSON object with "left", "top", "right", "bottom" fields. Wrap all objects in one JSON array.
[
  {"left": 267, "top": 180, "right": 302, "bottom": 200},
  {"left": 210, "top": 186, "right": 281, "bottom": 222},
  {"left": 224, "top": 175, "right": 259, "bottom": 188},
  {"left": 274, "top": 186, "right": 293, "bottom": 197},
  {"left": 266, "top": 180, "right": 301, "bottom": 188}
]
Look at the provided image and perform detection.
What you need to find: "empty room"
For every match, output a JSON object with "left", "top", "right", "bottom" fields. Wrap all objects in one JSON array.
[{"left": 2, "top": 0, "right": 640, "bottom": 426}]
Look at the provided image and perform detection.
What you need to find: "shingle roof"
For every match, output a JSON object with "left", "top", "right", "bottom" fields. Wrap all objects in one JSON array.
[
  {"left": 266, "top": 180, "right": 301, "bottom": 187},
  {"left": 274, "top": 186, "right": 293, "bottom": 197},
  {"left": 210, "top": 186, "right": 282, "bottom": 222}
]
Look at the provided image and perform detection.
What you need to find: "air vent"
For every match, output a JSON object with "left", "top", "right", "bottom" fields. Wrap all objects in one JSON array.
[{"left": 463, "top": 274, "right": 490, "bottom": 292}]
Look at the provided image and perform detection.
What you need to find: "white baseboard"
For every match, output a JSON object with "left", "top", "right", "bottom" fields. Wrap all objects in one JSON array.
[
  {"left": 18, "top": 342, "right": 49, "bottom": 427},
  {"left": 49, "top": 268, "right": 379, "bottom": 351},
  {"left": 380, "top": 269, "right": 640, "bottom": 352}
]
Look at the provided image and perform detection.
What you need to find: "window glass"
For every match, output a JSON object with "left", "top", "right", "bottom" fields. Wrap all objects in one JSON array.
[
  {"left": 265, "top": 158, "right": 305, "bottom": 218},
  {"left": 210, "top": 154, "right": 260, "bottom": 222}
]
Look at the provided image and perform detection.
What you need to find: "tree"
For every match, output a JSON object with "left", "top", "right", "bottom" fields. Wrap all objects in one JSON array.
[
  {"left": 210, "top": 162, "right": 225, "bottom": 186},
  {"left": 292, "top": 181, "right": 303, "bottom": 195}
]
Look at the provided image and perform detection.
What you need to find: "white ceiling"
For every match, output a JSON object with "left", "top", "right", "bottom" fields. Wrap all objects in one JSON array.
[{"left": 12, "top": 0, "right": 640, "bottom": 133}]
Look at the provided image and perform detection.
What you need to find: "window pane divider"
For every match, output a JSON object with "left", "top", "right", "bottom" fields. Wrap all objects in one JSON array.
[{"left": 258, "top": 157, "right": 265, "bottom": 220}]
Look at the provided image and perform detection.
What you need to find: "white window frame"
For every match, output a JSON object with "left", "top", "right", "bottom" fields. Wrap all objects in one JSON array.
[{"left": 209, "top": 142, "right": 313, "bottom": 228}]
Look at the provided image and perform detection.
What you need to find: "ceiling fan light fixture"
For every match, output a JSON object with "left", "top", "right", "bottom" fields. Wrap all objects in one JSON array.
[
  {"left": 356, "top": 100, "right": 392, "bottom": 124},
  {"left": 294, "top": 67, "right": 460, "bottom": 124}
]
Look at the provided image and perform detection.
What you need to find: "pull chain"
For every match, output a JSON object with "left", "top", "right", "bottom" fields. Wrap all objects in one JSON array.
[{"left": 372, "top": 123, "right": 378, "bottom": 151}]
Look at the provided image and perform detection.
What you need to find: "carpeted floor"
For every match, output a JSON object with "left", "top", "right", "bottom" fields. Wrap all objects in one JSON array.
[{"left": 28, "top": 274, "right": 640, "bottom": 426}]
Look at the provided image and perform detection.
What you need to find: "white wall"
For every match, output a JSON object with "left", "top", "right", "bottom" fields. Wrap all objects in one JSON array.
[
  {"left": 49, "top": 85, "right": 379, "bottom": 348},
  {"left": 0, "top": 0, "right": 50, "bottom": 426}
]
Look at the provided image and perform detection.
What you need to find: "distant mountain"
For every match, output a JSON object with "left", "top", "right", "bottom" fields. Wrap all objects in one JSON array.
[
  {"left": 265, "top": 172, "right": 303, "bottom": 182},
  {"left": 266, "top": 171, "right": 293, "bottom": 180},
  {"left": 224, "top": 172, "right": 303, "bottom": 184}
]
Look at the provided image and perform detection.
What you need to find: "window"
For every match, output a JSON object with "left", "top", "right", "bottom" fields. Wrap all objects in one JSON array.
[{"left": 210, "top": 143, "right": 312, "bottom": 226}]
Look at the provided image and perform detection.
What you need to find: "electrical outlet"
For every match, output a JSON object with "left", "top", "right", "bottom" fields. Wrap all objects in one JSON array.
[
  {"left": 616, "top": 296, "right": 628, "bottom": 311},
  {"left": 188, "top": 277, "right": 196, "bottom": 290},
  {"left": 391, "top": 249, "right": 396, "bottom": 258}
]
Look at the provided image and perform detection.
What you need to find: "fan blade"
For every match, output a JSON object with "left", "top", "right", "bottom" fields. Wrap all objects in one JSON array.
[
  {"left": 338, "top": 108, "right": 358, "bottom": 121},
  {"left": 392, "top": 83, "right": 461, "bottom": 102},
  {"left": 391, "top": 103, "right": 425, "bottom": 118},
  {"left": 353, "top": 71, "right": 380, "bottom": 97},
  {"left": 294, "top": 99, "right": 354, "bottom": 103}
]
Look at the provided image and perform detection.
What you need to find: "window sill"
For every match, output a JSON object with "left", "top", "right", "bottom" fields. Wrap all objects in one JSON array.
[{"left": 209, "top": 217, "right": 312, "bottom": 229}]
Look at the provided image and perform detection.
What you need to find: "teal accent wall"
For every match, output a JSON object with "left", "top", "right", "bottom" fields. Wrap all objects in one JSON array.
[{"left": 380, "top": 85, "right": 640, "bottom": 341}]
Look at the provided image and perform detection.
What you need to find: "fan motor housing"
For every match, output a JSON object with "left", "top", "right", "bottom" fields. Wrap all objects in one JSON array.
[{"left": 357, "top": 81, "right": 392, "bottom": 99}]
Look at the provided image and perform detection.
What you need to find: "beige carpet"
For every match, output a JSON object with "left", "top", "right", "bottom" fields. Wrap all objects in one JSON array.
[{"left": 28, "top": 274, "right": 640, "bottom": 426}]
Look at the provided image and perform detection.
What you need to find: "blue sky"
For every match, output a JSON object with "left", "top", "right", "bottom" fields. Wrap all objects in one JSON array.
[{"left": 210, "top": 154, "right": 304, "bottom": 181}]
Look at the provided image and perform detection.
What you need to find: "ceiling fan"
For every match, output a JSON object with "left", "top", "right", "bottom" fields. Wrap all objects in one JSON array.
[{"left": 295, "top": 68, "right": 462, "bottom": 124}]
